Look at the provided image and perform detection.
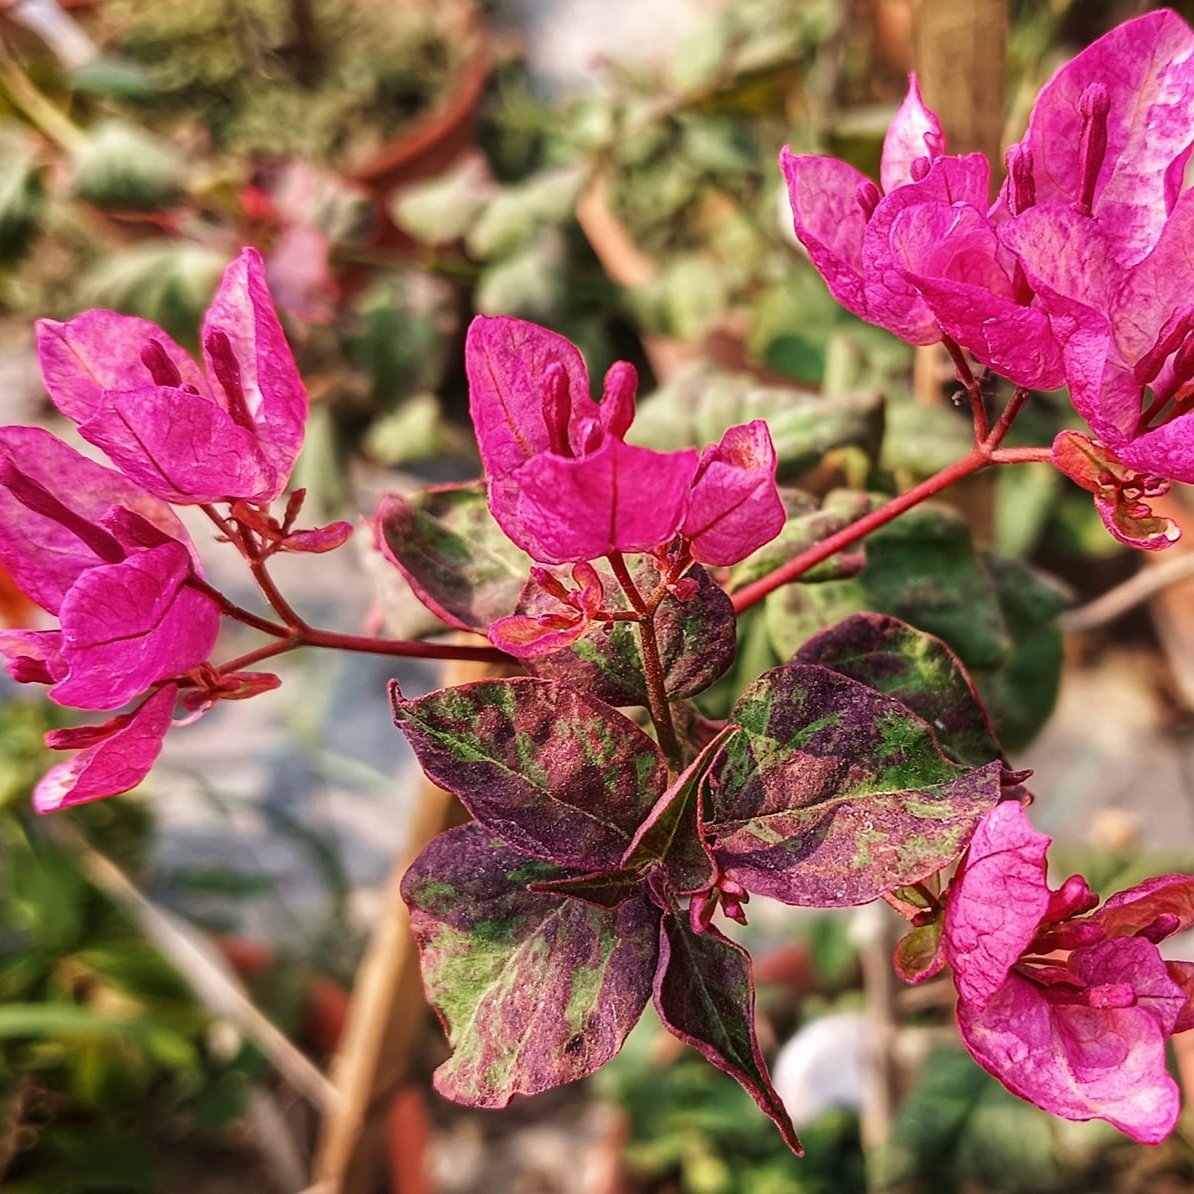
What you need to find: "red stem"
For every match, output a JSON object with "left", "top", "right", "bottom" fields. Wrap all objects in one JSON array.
[
  {"left": 942, "top": 336, "right": 988, "bottom": 444},
  {"left": 607, "top": 552, "right": 682, "bottom": 768},
  {"left": 733, "top": 387, "right": 1045, "bottom": 614}
]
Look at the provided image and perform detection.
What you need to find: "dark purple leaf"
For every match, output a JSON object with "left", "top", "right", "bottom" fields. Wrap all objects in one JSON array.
[
  {"left": 391, "top": 676, "right": 666, "bottom": 870},
  {"left": 620, "top": 727, "right": 734, "bottom": 895},
  {"left": 376, "top": 483, "right": 530, "bottom": 633},
  {"left": 521, "top": 558, "right": 736, "bottom": 705},
  {"left": 654, "top": 912, "right": 802, "bottom": 1156},
  {"left": 403, "top": 825, "right": 660, "bottom": 1107},
  {"left": 794, "top": 613, "right": 1003, "bottom": 768},
  {"left": 528, "top": 868, "right": 646, "bottom": 908},
  {"left": 706, "top": 664, "right": 1002, "bottom": 907}
]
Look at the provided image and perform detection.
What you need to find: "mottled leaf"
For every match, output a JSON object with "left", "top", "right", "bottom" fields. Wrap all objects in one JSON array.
[
  {"left": 376, "top": 483, "right": 532, "bottom": 633},
  {"left": 403, "top": 825, "right": 659, "bottom": 1107},
  {"left": 621, "top": 727, "right": 734, "bottom": 894},
  {"left": 391, "top": 677, "right": 666, "bottom": 870},
  {"left": 706, "top": 664, "right": 1003, "bottom": 906},
  {"left": 527, "top": 868, "right": 646, "bottom": 909},
  {"left": 766, "top": 502, "right": 1009, "bottom": 670},
  {"left": 794, "top": 613, "right": 1003, "bottom": 769},
  {"left": 521, "top": 557, "right": 736, "bottom": 705},
  {"left": 654, "top": 913, "right": 802, "bottom": 1156}
]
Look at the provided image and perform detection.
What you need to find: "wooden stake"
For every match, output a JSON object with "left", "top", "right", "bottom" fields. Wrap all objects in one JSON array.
[{"left": 313, "top": 651, "right": 506, "bottom": 1193}]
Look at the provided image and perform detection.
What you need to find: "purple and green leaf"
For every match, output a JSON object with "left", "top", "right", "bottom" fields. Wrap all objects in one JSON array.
[
  {"left": 705, "top": 664, "right": 1003, "bottom": 907},
  {"left": 620, "top": 727, "right": 734, "bottom": 894},
  {"left": 402, "top": 825, "right": 660, "bottom": 1107},
  {"left": 391, "top": 677, "right": 666, "bottom": 870},
  {"left": 794, "top": 613, "right": 1003, "bottom": 769},
  {"left": 375, "top": 483, "right": 531, "bottom": 634},
  {"left": 654, "top": 912, "right": 802, "bottom": 1156}
]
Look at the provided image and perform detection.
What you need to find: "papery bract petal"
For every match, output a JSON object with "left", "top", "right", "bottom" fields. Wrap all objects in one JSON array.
[
  {"left": 779, "top": 151, "right": 869, "bottom": 319},
  {"left": 506, "top": 439, "right": 699, "bottom": 564},
  {"left": 0, "top": 426, "right": 189, "bottom": 613},
  {"left": 1072, "top": 936, "right": 1186, "bottom": 1036},
  {"left": 683, "top": 421, "right": 785, "bottom": 566},
  {"left": 79, "top": 385, "right": 276, "bottom": 504},
  {"left": 944, "top": 801, "right": 1051, "bottom": 1011},
  {"left": 33, "top": 683, "right": 178, "bottom": 813},
  {"left": 281, "top": 520, "right": 354, "bottom": 554},
  {"left": 1002, "top": 9, "right": 1194, "bottom": 265},
  {"left": 488, "top": 612, "right": 589, "bottom": 659},
  {"left": 1165, "top": 961, "right": 1194, "bottom": 1032},
  {"left": 0, "top": 629, "right": 64, "bottom": 685},
  {"left": 466, "top": 314, "right": 597, "bottom": 482},
  {"left": 881, "top": 74, "right": 944, "bottom": 194},
  {"left": 200, "top": 246, "right": 308, "bottom": 492},
  {"left": 862, "top": 154, "right": 991, "bottom": 344},
  {"left": 1110, "top": 189, "right": 1194, "bottom": 366},
  {"left": 957, "top": 959, "right": 1181, "bottom": 1143},
  {"left": 52, "top": 542, "right": 219, "bottom": 710},
  {"left": 914, "top": 273, "right": 1065, "bottom": 388},
  {"left": 1096, "top": 873, "right": 1194, "bottom": 939},
  {"left": 36, "top": 313, "right": 206, "bottom": 423}
]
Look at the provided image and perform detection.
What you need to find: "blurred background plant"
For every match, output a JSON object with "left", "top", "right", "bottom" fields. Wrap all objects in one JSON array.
[{"left": 4, "top": 0, "right": 1194, "bottom": 1190}]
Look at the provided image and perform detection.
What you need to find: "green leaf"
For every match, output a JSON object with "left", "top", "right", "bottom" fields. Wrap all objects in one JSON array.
[
  {"left": 630, "top": 369, "right": 884, "bottom": 480},
  {"left": 402, "top": 824, "right": 659, "bottom": 1107},
  {"left": 706, "top": 663, "right": 1002, "bottom": 906},
  {"left": 474, "top": 230, "right": 567, "bottom": 320},
  {"left": 390, "top": 155, "right": 495, "bottom": 245},
  {"left": 70, "top": 121, "right": 185, "bottom": 211},
  {"left": 977, "top": 556, "right": 1067, "bottom": 752},
  {"left": 466, "top": 167, "right": 583, "bottom": 260},
  {"left": 875, "top": 1049, "right": 1065, "bottom": 1191},
  {"left": 881, "top": 400, "right": 975, "bottom": 476},
  {"left": 375, "top": 482, "right": 531, "bottom": 634},
  {"left": 391, "top": 677, "right": 667, "bottom": 870},
  {"left": 765, "top": 502, "right": 1010, "bottom": 671},
  {"left": 75, "top": 242, "right": 225, "bottom": 345}
]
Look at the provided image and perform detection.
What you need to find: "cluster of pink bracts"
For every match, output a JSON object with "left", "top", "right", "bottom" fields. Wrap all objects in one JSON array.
[
  {"left": 0, "top": 5, "right": 1193, "bottom": 1156},
  {"left": 0, "top": 248, "right": 349, "bottom": 812},
  {"left": 784, "top": 8, "right": 1194, "bottom": 549}
]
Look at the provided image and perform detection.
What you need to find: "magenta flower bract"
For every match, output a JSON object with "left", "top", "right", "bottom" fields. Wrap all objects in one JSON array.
[
  {"left": 682, "top": 421, "right": 785, "bottom": 566},
  {"left": 35, "top": 684, "right": 179, "bottom": 813},
  {"left": 942, "top": 801, "right": 1194, "bottom": 1142},
  {"left": 36, "top": 247, "right": 308, "bottom": 504},
  {"left": 780, "top": 79, "right": 1062, "bottom": 388},
  {"left": 0, "top": 426, "right": 219, "bottom": 712},
  {"left": 467, "top": 315, "right": 701, "bottom": 564},
  {"left": 996, "top": 9, "right": 1194, "bottom": 269}
]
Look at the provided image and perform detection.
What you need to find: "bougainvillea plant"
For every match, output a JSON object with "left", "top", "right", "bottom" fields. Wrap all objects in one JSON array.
[{"left": 6, "top": 9, "right": 1194, "bottom": 1161}]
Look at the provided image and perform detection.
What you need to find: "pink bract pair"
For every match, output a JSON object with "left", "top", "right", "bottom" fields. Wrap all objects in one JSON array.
[
  {"left": 783, "top": 9, "right": 1194, "bottom": 549},
  {"left": 466, "top": 315, "right": 785, "bottom": 568},
  {"left": 923, "top": 801, "right": 1194, "bottom": 1143},
  {"left": 0, "top": 248, "right": 310, "bottom": 811}
]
